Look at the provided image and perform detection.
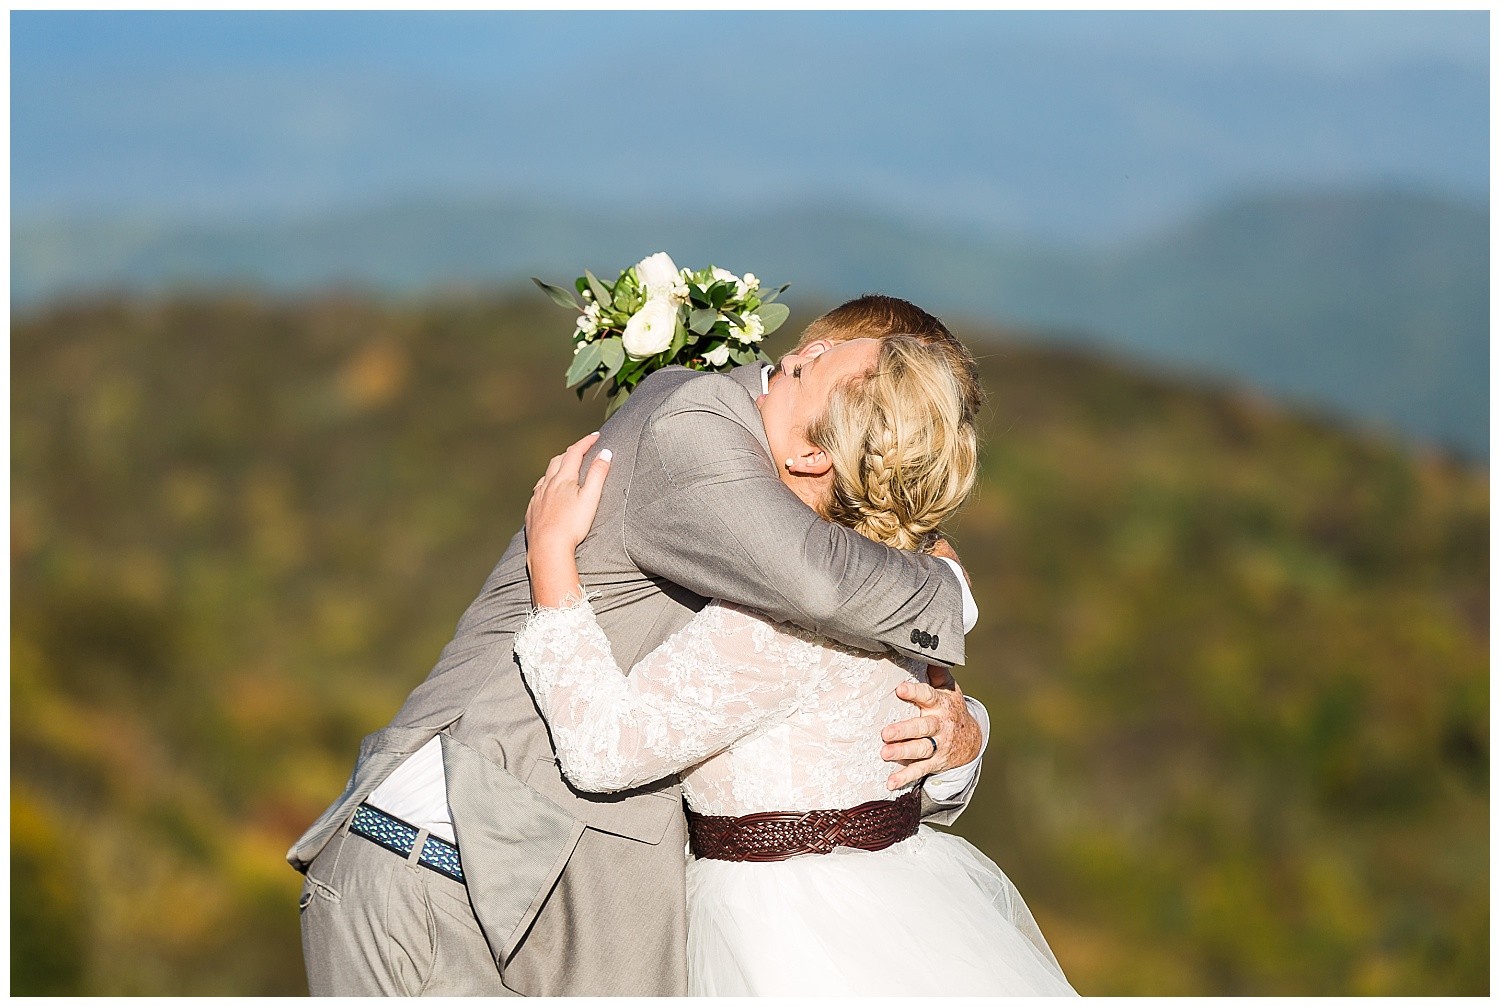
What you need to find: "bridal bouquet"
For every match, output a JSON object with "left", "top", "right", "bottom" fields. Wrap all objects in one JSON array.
[{"left": 533, "top": 252, "right": 789, "bottom": 417}]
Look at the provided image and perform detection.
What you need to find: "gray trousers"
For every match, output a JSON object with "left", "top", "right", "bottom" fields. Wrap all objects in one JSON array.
[{"left": 299, "top": 820, "right": 517, "bottom": 996}]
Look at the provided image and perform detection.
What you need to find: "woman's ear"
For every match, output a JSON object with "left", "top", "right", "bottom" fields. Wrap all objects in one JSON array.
[{"left": 785, "top": 450, "right": 832, "bottom": 477}]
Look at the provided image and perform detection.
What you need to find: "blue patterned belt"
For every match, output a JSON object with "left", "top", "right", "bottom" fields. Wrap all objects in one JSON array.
[{"left": 349, "top": 803, "right": 465, "bottom": 884}]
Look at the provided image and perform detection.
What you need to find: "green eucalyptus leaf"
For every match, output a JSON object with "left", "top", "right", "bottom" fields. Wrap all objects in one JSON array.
[
  {"left": 730, "top": 346, "right": 759, "bottom": 366},
  {"left": 721, "top": 308, "right": 745, "bottom": 328},
  {"left": 564, "top": 341, "right": 604, "bottom": 388},
  {"left": 758, "top": 302, "right": 790, "bottom": 335},
  {"left": 599, "top": 336, "right": 625, "bottom": 375},
  {"left": 534, "top": 277, "right": 581, "bottom": 311},
  {"left": 584, "top": 269, "right": 613, "bottom": 309},
  {"left": 689, "top": 307, "right": 720, "bottom": 335},
  {"left": 759, "top": 283, "right": 790, "bottom": 304}
]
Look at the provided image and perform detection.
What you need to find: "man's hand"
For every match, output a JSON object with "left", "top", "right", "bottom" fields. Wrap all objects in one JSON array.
[
  {"left": 930, "top": 536, "right": 971, "bottom": 586},
  {"left": 880, "top": 666, "right": 984, "bottom": 790}
]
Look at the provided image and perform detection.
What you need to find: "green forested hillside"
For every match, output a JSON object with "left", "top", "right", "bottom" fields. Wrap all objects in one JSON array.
[{"left": 10, "top": 293, "right": 1488, "bottom": 994}]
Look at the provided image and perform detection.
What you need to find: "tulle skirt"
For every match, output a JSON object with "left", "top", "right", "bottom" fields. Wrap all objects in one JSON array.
[{"left": 686, "top": 825, "right": 1077, "bottom": 996}]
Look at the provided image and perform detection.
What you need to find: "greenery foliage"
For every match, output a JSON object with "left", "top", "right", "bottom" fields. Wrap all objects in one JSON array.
[{"left": 10, "top": 292, "right": 1487, "bottom": 994}]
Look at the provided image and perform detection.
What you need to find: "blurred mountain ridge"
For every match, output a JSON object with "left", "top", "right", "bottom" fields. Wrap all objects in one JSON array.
[{"left": 13, "top": 186, "right": 1489, "bottom": 458}]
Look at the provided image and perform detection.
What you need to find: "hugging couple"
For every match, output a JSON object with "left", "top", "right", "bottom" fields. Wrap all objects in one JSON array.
[{"left": 288, "top": 294, "right": 1076, "bottom": 996}]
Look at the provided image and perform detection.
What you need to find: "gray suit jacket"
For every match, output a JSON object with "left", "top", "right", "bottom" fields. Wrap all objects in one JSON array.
[{"left": 287, "top": 363, "right": 971, "bottom": 996}]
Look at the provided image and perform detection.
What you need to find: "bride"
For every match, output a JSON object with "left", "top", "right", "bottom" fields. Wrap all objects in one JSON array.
[{"left": 513, "top": 334, "right": 1077, "bottom": 996}]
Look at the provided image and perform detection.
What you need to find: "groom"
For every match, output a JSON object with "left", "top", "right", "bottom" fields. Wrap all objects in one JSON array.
[{"left": 289, "top": 294, "right": 990, "bottom": 996}]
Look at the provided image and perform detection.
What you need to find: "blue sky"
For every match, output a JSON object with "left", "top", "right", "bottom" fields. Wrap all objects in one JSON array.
[{"left": 11, "top": 10, "right": 1488, "bottom": 244}]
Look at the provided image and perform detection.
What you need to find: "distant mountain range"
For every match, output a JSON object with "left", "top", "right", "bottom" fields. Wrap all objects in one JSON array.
[{"left": 12, "top": 187, "right": 1488, "bottom": 457}]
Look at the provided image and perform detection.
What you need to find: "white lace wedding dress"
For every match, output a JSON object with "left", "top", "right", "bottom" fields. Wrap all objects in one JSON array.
[{"left": 512, "top": 598, "right": 1076, "bottom": 996}]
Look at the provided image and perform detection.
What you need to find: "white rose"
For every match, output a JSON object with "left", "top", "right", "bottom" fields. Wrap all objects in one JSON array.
[
  {"left": 634, "top": 252, "right": 681, "bottom": 299},
  {"left": 730, "top": 313, "right": 765, "bottom": 345},
  {"left": 621, "top": 299, "right": 679, "bottom": 358},
  {"left": 703, "top": 344, "right": 731, "bottom": 367}
]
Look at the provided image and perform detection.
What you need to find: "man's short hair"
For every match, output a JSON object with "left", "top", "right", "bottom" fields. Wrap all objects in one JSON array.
[
  {"left": 797, "top": 294, "right": 985, "bottom": 425},
  {"left": 796, "top": 294, "right": 954, "bottom": 349}
]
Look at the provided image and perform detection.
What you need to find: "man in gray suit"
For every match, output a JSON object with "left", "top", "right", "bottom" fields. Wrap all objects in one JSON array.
[{"left": 289, "top": 295, "right": 990, "bottom": 996}]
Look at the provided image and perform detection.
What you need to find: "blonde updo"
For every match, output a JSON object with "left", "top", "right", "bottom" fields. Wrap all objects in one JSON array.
[{"left": 804, "top": 334, "right": 981, "bottom": 552}]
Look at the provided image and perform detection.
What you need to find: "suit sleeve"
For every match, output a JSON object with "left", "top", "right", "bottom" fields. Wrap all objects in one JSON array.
[{"left": 621, "top": 373, "right": 966, "bottom": 666}]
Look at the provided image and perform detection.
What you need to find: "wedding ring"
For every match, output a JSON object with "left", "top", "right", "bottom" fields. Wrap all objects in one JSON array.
[{"left": 925, "top": 736, "right": 938, "bottom": 758}]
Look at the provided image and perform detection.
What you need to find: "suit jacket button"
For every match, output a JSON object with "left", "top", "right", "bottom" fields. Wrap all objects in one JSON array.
[
  {"left": 910, "top": 629, "right": 922, "bottom": 645},
  {"left": 919, "top": 631, "right": 932, "bottom": 649},
  {"left": 930, "top": 634, "right": 939, "bottom": 650}
]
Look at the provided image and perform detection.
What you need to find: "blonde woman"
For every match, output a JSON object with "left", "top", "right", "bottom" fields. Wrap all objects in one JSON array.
[{"left": 514, "top": 335, "right": 1076, "bottom": 995}]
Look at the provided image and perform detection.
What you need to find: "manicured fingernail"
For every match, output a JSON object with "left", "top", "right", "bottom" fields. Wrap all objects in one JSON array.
[
  {"left": 599, "top": 449, "right": 612, "bottom": 462},
  {"left": 590, "top": 430, "right": 600, "bottom": 437}
]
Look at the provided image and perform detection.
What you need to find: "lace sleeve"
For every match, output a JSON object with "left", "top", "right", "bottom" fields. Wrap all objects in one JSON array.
[{"left": 512, "top": 597, "right": 833, "bottom": 793}]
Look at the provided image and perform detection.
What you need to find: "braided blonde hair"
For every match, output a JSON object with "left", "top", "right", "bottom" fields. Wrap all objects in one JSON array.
[{"left": 804, "top": 334, "right": 980, "bottom": 552}]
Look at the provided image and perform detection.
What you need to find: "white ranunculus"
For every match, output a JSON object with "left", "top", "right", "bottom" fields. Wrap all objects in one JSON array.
[
  {"left": 730, "top": 313, "right": 765, "bottom": 345},
  {"left": 634, "top": 252, "right": 681, "bottom": 299},
  {"left": 703, "top": 344, "right": 731, "bottom": 367},
  {"left": 622, "top": 299, "right": 679, "bottom": 358}
]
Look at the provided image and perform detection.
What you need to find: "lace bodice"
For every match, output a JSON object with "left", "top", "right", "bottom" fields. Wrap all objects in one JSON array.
[{"left": 512, "top": 598, "right": 926, "bottom": 815}]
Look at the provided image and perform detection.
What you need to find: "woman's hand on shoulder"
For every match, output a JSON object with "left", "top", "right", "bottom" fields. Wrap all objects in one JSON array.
[{"left": 525, "top": 432, "right": 613, "bottom": 563}]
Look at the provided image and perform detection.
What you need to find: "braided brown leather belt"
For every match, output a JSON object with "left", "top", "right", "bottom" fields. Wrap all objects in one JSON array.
[{"left": 686, "top": 787, "right": 921, "bottom": 862}]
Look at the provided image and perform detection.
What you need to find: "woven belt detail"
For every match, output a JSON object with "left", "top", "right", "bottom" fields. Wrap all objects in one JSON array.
[
  {"left": 686, "top": 788, "right": 921, "bottom": 863},
  {"left": 349, "top": 803, "right": 465, "bottom": 883}
]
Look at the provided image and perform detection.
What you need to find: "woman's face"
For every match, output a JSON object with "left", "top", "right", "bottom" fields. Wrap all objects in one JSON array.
[{"left": 757, "top": 337, "right": 880, "bottom": 487}]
